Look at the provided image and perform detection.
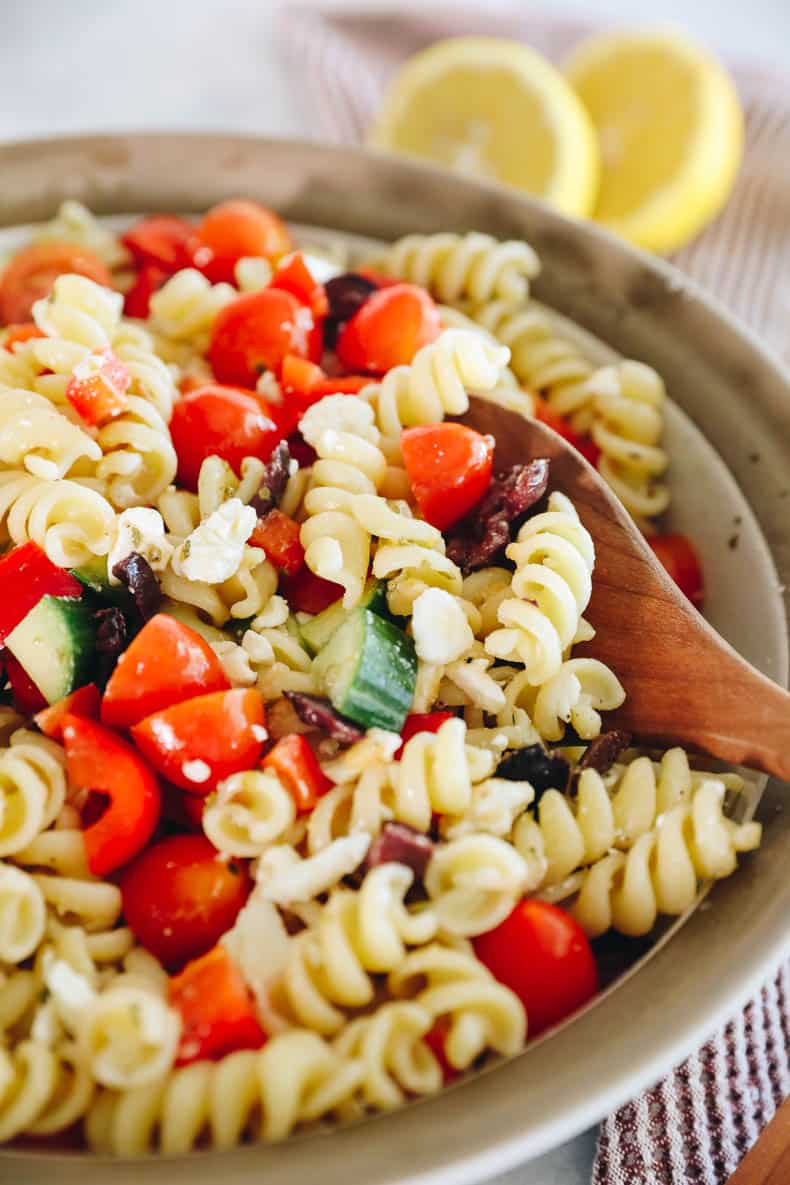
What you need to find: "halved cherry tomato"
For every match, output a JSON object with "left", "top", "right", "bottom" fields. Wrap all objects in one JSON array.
[
  {"left": 649, "top": 533, "right": 704, "bottom": 609},
  {"left": 189, "top": 200, "right": 291, "bottom": 284},
  {"left": 395, "top": 711, "right": 456, "bottom": 760},
  {"left": 279, "top": 566, "right": 343, "bottom": 615},
  {"left": 123, "top": 263, "right": 169, "bottom": 319},
  {"left": 102, "top": 614, "right": 230, "bottom": 730},
  {"left": 61, "top": 715, "right": 161, "bottom": 877},
  {"left": 0, "top": 243, "right": 112, "bottom": 324},
  {"left": 424, "top": 1020, "right": 460, "bottom": 1083},
  {"left": 169, "top": 383, "right": 282, "bottom": 491},
  {"left": 169, "top": 945, "right": 266, "bottom": 1065},
  {"left": 534, "top": 399, "right": 601, "bottom": 469},
  {"left": 120, "top": 834, "right": 251, "bottom": 969},
  {"left": 121, "top": 215, "right": 193, "bottom": 272},
  {"left": 249, "top": 509, "right": 304, "bottom": 575},
  {"left": 271, "top": 252, "right": 328, "bottom": 318},
  {"left": 262, "top": 733, "right": 332, "bottom": 814},
  {"left": 132, "top": 689, "right": 266, "bottom": 795},
  {"left": 66, "top": 346, "right": 130, "bottom": 425},
  {"left": 3, "top": 323, "right": 44, "bottom": 350},
  {"left": 336, "top": 283, "right": 441, "bottom": 374},
  {"left": 35, "top": 684, "right": 100, "bottom": 739},
  {"left": 275, "top": 354, "right": 369, "bottom": 436},
  {"left": 209, "top": 288, "right": 322, "bottom": 389},
  {"left": 4, "top": 650, "right": 47, "bottom": 713},
  {"left": 474, "top": 900, "right": 598, "bottom": 1037},
  {"left": 401, "top": 423, "right": 494, "bottom": 531}
]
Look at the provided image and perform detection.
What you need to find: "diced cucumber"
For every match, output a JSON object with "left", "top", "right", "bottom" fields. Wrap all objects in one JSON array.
[
  {"left": 6, "top": 595, "right": 96, "bottom": 705},
  {"left": 301, "top": 580, "right": 390, "bottom": 656},
  {"left": 70, "top": 557, "right": 133, "bottom": 612},
  {"left": 312, "top": 607, "right": 416, "bottom": 731}
]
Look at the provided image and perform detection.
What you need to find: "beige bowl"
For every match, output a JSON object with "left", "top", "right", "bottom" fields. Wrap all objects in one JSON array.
[{"left": 3, "top": 135, "right": 789, "bottom": 1185}]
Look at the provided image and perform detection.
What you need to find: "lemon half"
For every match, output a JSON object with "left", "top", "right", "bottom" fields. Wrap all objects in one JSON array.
[
  {"left": 369, "top": 36, "right": 601, "bottom": 219},
  {"left": 564, "top": 30, "right": 744, "bottom": 253}
]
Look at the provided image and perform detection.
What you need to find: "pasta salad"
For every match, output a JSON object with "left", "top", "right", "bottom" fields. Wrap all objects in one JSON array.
[{"left": 0, "top": 200, "right": 757, "bottom": 1154}]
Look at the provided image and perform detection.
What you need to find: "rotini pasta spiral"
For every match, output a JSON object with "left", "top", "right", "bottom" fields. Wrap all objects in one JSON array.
[
  {"left": 0, "top": 389, "right": 100, "bottom": 480},
  {"left": 203, "top": 770, "right": 296, "bottom": 857},
  {"left": 33, "top": 273, "right": 123, "bottom": 351},
  {"left": 0, "top": 1039, "right": 94, "bottom": 1141},
  {"left": 148, "top": 268, "right": 236, "bottom": 347},
  {"left": 0, "top": 729, "right": 68, "bottom": 857},
  {"left": 560, "top": 779, "right": 761, "bottom": 937},
  {"left": 530, "top": 657, "right": 626, "bottom": 741},
  {"left": 161, "top": 546, "right": 278, "bottom": 626},
  {"left": 275, "top": 864, "right": 438, "bottom": 1034},
  {"left": 32, "top": 200, "right": 129, "bottom": 270},
  {"left": 0, "top": 470, "right": 116, "bottom": 567},
  {"left": 299, "top": 394, "right": 387, "bottom": 607},
  {"left": 77, "top": 978, "right": 180, "bottom": 1089},
  {"left": 86, "top": 1029, "right": 364, "bottom": 1154},
  {"left": 425, "top": 834, "right": 529, "bottom": 937},
  {"left": 331, "top": 1000, "right": 442, "bottom": 1115},
  {"left": 360, "top": 328, "right": 509, "bottom": 462},
  {"left": 95, "top": 394, "right": 177, "bottom": 507},
  {"left": 370, "top": 232, "right": 540, "bottom": 307},
  {"left": 485, "top": 492, "right": 595, "bottom": 684},
  {"left": 388, "top": 943, "right": 526, "bottom": 1069},
  {"left": 111, "top": 324, "right": 178, "bottom": 422},
  {"left": 0, "top": 862, "right": 46, "bottom": 963},
  {"left": 15, "top": 828, "right": 123, "bottom": 933},
  {"left": 589, "top": 360, "right": 670, "bottom": 527}
]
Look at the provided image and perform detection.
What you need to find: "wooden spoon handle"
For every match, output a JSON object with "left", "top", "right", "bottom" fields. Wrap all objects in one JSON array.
[{"left": 727, "top": 1093, "right": 790, "bottom": 1184}]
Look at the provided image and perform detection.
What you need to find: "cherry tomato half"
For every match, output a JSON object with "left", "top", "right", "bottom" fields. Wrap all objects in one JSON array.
[
  {"left": 474, "top": 900, "right": 598, "bottom": 1037},
  {"left": 122, "top": 215, "right": 193, "bottom": 272},
  {"left": 169, "top": 383, "right": 282, "bottom": 491},
  {"left": 189, "top": 199, "right": 291, "bottom": 284},
  {"left": 0, "top": 243, "right": 112, "bottom": 324},
  {"left": 649, "top": 533, "right": 704, "bottom": 609},
  {"left": 401, "top": 422, "right": 494, "bottom": 530},
  {"left": 335, "top": 283, "right": 441, "bottom": 374},
  {"left": 209, "top": 288, "right": 322, "bottom": 389},
  {"left": 120, "top": 834, "right": 251, "bottom": 969}
]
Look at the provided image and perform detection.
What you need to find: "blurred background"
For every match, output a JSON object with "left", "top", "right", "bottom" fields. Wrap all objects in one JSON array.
[{"left": 1, "top": 0, "right": 789, "bottom": 143}]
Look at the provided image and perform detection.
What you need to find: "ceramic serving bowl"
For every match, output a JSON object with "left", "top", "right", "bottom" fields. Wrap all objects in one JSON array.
[{"left": 2, "top": 135, "right": 789, "bottom": 1185}]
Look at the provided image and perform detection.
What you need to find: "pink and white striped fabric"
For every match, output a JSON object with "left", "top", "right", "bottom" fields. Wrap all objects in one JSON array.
[
  {"left": 275, "top": 3, "right": 790, "bottom": 365},
  {"left": 274, "top": 7, "right": 790, "bottom": 1182}
]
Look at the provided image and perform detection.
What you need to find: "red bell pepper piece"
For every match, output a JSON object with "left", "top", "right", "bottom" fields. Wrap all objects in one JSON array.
[
  {"left": 275, "top": 355, "right": 372, "bottom": 437},
  {"left": 271, "top": 252, "right": 329, "bottom": 319},
  {"left": 34, "top": 683, "right": 100, "bottom": 739},
  {"left": 3, "top": 322, "right": 45, "bottom": 350},
  {"left": 66, "top": 347, "right": 130, "bottom": 425},
  {"left": 401, "top": 423, "right": 495, "bottom": 531},
  {"left": 262, "top": 733, "right": 332, "bottom": 813},
  {"left": 169, "top": 945, "right": 267, "bottom": 1065},
  {"left": 0, "top": 542, "right": 82, "bottom": 644},
  {"left": 395, "top": 711, "right": 456, "bottom": 760},
  {"left": 649, "top": 533, "right": 704, "bottom": 609},
  {"left": 124, "top": 263, "right": 170, "bottom": 319},
  {"left": 249, "top": 509, "right": 304, "bottom": 575},
  {"left": 61, "top": 715, "right": 161, "bottom": 876},
  {"left": 101, "top": 614, "right": 230, "bottom": 730},
  {"left": 534, "top": 399, "right": 601, "bottom": 469},
  {"left": 4, "top": 650, "right": 47, "bottom": 713},
  {"left": 279, "top": 565, "right": 343, "bottom": 615},
  {"left": 132, "top": 689, "right": 266, "bottom": 795}
]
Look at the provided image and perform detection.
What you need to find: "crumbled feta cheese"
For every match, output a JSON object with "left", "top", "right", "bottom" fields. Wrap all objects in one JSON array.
[
  {"left": 256, "top": 370, "right": 283, "bottom": 405},
  {"left": 258, "top": 834, "right": 371, "bottom": 905},
  {"left": 222, "top": 892, "right": 291, "bottom": 1034},
  {"left": 171, "top": 498, "right": 256, "bottom": 584},
  {"left": 107, "top": 507, "right": 173, "bottom": 584},
  {"left": 181, "top": 759, "right": 211, "bottom": 784},
  {"left": 412, "top": 588, "right": 474, "bottom": 665}
]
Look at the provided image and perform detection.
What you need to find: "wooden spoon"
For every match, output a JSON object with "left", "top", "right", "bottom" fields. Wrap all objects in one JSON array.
[{"left": 460, "top": 397, "right": 790, "bottom": 782}]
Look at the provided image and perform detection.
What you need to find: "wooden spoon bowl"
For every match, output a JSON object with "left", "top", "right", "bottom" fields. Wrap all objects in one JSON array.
[{"left": 461, "top": 396, "right": 790, "bottom": 782}]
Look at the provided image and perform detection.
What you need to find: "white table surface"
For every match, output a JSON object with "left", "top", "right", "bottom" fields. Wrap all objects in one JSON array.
[{"left": 2, "top": 2, "right": 788, "bottom": 1182}]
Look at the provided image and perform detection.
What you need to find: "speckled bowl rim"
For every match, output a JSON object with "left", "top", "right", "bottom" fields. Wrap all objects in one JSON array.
[{"left": 2, "top": 135, "right": 789, "bottom": 1185}]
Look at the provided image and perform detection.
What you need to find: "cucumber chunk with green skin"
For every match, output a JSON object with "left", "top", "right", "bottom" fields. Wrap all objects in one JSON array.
[
  {"left": 301, "top": 580, "right": 390, "bottom": 656},
  {"left": 70, "top": 558, "right": 134, "bottom": 612},
  {"left": 6, "top": 595, "right": 96, "bottom": 705},
  {"left": 312, "top": 607, "right": 416, "bottom": 732}
]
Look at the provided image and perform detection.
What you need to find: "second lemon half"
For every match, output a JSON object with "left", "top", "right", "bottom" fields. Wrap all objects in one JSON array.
[{"left": 368, "top": 37, "right": 601, "bottom": 219}]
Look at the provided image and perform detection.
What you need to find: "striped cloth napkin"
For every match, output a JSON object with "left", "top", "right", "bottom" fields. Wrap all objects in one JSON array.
[{"left": 274, "top": 6, "right": 790, "bottom": 1183}]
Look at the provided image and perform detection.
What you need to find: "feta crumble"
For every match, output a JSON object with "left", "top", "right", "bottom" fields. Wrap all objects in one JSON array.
[
  {"left": 107, "top": 507, "right": 173, "bottom": 585},
  {"left": 171, "top": 498, "right": 256, "bottom": 584},
  {"left": 411, "top": 588, "right": 474, "bottom": 665}
]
